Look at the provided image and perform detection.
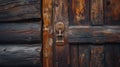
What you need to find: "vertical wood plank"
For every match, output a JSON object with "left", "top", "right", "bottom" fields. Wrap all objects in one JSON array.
[
  {"left": 105, "top": 45, "right": 120, "bottom": 67},
  {"left": 53, "top": 0, "right": 69, "bottom": 67},
  {"left": 42, "top": 0, "right": 53, "bottom": 67},
  {"left": 110, "top": 45, "right": 120, "bottom": 67},
  {"left": 91, "top": 0, "right": 104, "bottom": 25},
  {"left": 104, "top": 45, "right": 113, "bottom": 67},
  {"left": 70, "top": 45, "right": 79, "bottom": 67},
  {"left": 79, "top": 45, "right": 89, "bottom": 67},
  {"left": 69, "top": 0, "right": 90, "bottom": 25},
  {"left": 105, "top": 0, "right": 120, "bottom": 25},
  {"left": 90, "top": 46, "right": 104, "bottom": 67}
]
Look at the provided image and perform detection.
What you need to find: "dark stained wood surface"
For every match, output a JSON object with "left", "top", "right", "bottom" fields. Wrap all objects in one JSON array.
[
  {"left": 0, "top": 22, "right": 41, "bottom": 44},
  {"left": 68, "top": 26, "right": 120, "bottom": 43},
  {"left": 0, "top": 0, "right": 41, "bottom": 21},
  {"left": 0, "top": 0, "right": 42, "bottom": 67},
  {"left": 90, "top": 46, "right": 104, "bottom": 67},
  {"left": 69, "top": 44, "right": 120, "bottom": 67},
  {"left": 91, "top": 0, "right": 104, "bottom": 25},
  {"left": 105, "top": 0, "right": 120, "bottom": 25},
  {"left": 42, "top": 0, "right": 120, "bottom": 67},
  {"left": 0, "top": 44, "right": 42, "bottom": 67},
  {"left": 69, "top": 44, "right": 89, "bottom": 67},
  {"left": 53, "top": 0, "right": 69, "bottom": 67},
  {"left": 105, "top": 44, "right": 120, "bottom": 67}
]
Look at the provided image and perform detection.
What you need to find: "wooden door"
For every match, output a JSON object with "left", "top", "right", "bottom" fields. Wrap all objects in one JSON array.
[{"left": 42, "top": 0, "right": 120, "bottom": 67}]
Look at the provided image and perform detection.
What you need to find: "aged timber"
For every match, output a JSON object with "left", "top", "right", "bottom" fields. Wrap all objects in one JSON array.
[
  {"left": 105, "top": 0, "right": 120, "bottom": 25},
  {"left": 0, "top": 44, "right": 42, "bottom": 67},
  {"left": 42, "top": 0, "right": 53, "bottom": 67},
  {"left": 53, "top": 0, "right": 69, "bottom": 67},
  {"left": 0, "top": 22, "right": 42, "bottom": 44},
  {"left": 68, "top": 26, "right": 120, "bottom": 43},
  {"left": 0, "top": 0, "right": 42, "bottom": 67},
  {"left": 0, "top": 0, "right": 41, "bottom": 21}
]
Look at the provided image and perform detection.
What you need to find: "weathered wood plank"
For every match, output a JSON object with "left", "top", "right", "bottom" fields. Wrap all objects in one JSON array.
[
  {"left": 90, "top": 46, "right": 104, "bottom": 67},
  {"left": 68, "top": 26, "right": 120, "bottom": 43},
  {"left": 104, "top": 45, "right": 114, "bottom": 67},
  {"left": 78, "top": 45, "right": 89, "bottom": 67},
  {"left": 0, "top": 44, "right": 42, "bottom": 67},
  {"left": 53, "top": 0, "right": 69, "bottom": 67},
  {"left": 105, "top": 0, "right": 120, "bottom": 25},
  {"left": 0, "top": 22, "right": 41, "bottom": 44},
  {"left": 91, "top": 0, "right": 104, "bottom": 25},
  {"left": 105, "top": 44, "right": 120, "bottom": 67},
  {"left": 68, "top": 0, "right": 90, "bottom": 25},
  {"left": 70, "top": 45, "right": 79, "bottom": 67},
  {"left": 42, "top": 0, "right": 53, "bottom": 67},
  {"left": 0, "top": 0, "right": 41, "bottom": 21}
]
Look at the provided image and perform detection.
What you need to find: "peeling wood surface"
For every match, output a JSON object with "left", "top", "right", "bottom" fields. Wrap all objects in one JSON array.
[
  {"left": 0, "top": 22, "right": 41, "bottom": 44},
  {"left": 0, "top": 44, "right": 42, "bottom": 67},
  {"left": 0, "top": 0, "right": 41, "bottom": 21}
]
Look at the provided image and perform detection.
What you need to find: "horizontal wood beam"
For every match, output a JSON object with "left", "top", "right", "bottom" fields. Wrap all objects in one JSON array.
[
  {"left": 0, "top": 44, "right": 42, "bottom": 67},
  {"left": 0, "top": 22, "right": 42, "bottom": 44},
  {"left": 68, "top": 26, "right": 120, "bottom": 43},
  {"left": 0, "top": 0, "right": 41, "bottom": 21}
]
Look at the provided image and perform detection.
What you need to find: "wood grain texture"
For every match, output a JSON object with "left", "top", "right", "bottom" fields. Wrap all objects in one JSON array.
[
  {"left": 53, "top": 0, "right": 69, "bottom": 67},
  {"left": 90, "top": 46, "right": 104, "bottom": 67},
  {"left": 105, "top": 0, "right": 120, "bottom": 25},
  {"left": 69, "top": 44, "right": 90, "bottom": 67},
  {"left": 78, "top": 45, "right": 89, "bottom": 67},
  {"left": 68, "top": 0, "right": 90, "bottom": 25},
  {"left": 0, "top": 0, "right": 41, "bottom": 21},
  {"left": 42, "top": 0, "right": 53, "bottom": 67},
  {"left": 0, "top": 22, "right": 41, "bottom": 44},
  {"left": 70, "top": 45, "right": 79, "bottom": 67},
  {"left": 68, "top": 26, "right": 120, "bottom": 43},
  {"left": 91, "top": 0, "right": 104, "bottom": 25},
  {"left": 0, "top": 44, "right": 42, "bottom": 67},
  {"left": 105, "top": 44, "right": 120, "bottom": 67}
]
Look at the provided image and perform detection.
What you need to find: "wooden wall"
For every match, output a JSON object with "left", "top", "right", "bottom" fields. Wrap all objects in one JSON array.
[{"left": 0, "top": 0, "right": 42, "bottom": 67}]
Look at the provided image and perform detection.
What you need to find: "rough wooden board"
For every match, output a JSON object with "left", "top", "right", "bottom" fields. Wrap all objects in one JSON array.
[
  {"left": 0, "top": 22, "right": 41, "bottom": 44},
  {"left": 68, "top": 26, "right": 120, "bottom": 43},
  {"left": 68, "top": 0, "right": 90, "bottom": 25},
  {"left": 42, "top": 0, "right": 53, "bottom": 67},
  {"left": 0, "top": 44, "right": 42, "bottom": 67},
  {"left": 0, "top": 0, "right": 41, "bottom": 21},
  {"left": 90, "top": 46, "right": 104, "bottom": 67},
  {"left": 105, "top": 44, "right": 120, "bottom": 67},
  {"left": 70, "top": 45, "right": 79, "bottom": 67},
  {"left": 105, "top": 0, "right": 120, "bottom": 25},
  {"left": 53, "top": 0, "right": 69, "bottom": 67}
]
